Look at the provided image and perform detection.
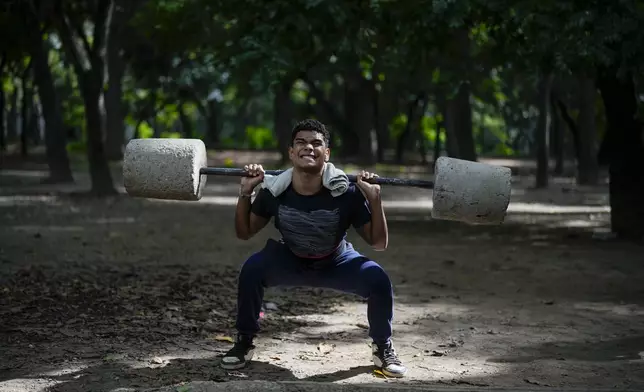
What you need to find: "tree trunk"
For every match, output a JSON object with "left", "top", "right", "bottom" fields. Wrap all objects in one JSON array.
[
  {"left": 273, "top": 79, "right": 294, "bottom": 163},
  {"left": 535, "top": 72, "right": 553, "bottom": 188},
  {"left": 206, "top": 99, "right": 221, "bottom": 147},
  {"left": 417, "top": 97, "right": 430, "bottom": 164},
  {"left": 443, "top": 84, "right": 476, "bottom": 161},
  {"left": 104, "top": 39, "right": 126, "bottom": 161},
  {"left": 0, "top": 86, "right": 5, "bottom": 153},
  {"left": 375, "top": 85, "right": 395, "bottom": 162},
  {"left": 344, "top": 69, "right": 376, "bottom": 164},
  {"left": 80, "top": 77, "right": 117, "bottom": 195},
  {"left": 453, "top": 82, "right": 477, "bottom": 161},
  {"left": 395, "top": 95, "right": 420, "bottom": 163},
  {"left": 104, "top": 0, "right": 139, "bottom": 160},
  {"left": 550, "top": 91, "right": 565, "bottom": 175},
  {"left": 55, "top": 0, "right": 117, "bottom": 195},
  {"left": 576, "top": 74, "right": 599, "bottom": 185},
  {"left": 7, "top": 90, "right": 18, "bottom": 143},
  {"left": 434, "top": 126, "right": 443, "bottom": 163},
  {"left": 443, "top": 27, "right": 477, "bottom": 162},
  {"left": 557, "top": 99, "right": 581, "bottom": 163},
  {"left": 0, "top": 54, "right": 4, "bottom": 153},
  {"left": 30, "top": 100, "right": 42, "bottom": 145},
  {"left": 21, "top": 66, "right": 32, "bottom": 157},
  {"left": 178, "top": 102, "right": 193, "bottom": 138},
  {"left": 434, "top": 94, "right": 446, "bottom": 162},
  {"left": 596, "top": 71, "right": 644, "bottom": 241},
  {"left": 31, "top": 35, "right": 74, "bottom": 183},
  {"left": 373, "top": 85, "right": 384, "bottom": 162},
  {"left": 438, "top": 89, "right": 459, "bottom": 157}
]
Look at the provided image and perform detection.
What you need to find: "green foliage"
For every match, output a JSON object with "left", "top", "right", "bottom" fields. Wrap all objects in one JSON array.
[
  {"left": 222, "top": 157, "right": 235, "bottom": 168},
  {"left": 61, "top": 97, "right": 85, "bottom": 130},
  {"left": 67, "top": 141, "right": 86, "bottom": 153},
  {"left": 481, "top": 0, "right": 644, "bottom": 73},
  {"left": 156, "top": 104, "right": 180, "bottom": 130},
  {"left": 138, "top": 122, "right": 154, "bottom": 138},
  {"left": 161, "top": 131, "right": 182, "bottom": 138},
  {"left": 420, "top": 113, "right": 446, "bottom": 145},
  {"left": 389, "top": 114, "right": 408, "bottom": 140},
  {"left": 4, "top": 0, "right": 641, "bottom": 166},
  {"left": 245, "top": 126, "right": 277, "bottom": 149}
]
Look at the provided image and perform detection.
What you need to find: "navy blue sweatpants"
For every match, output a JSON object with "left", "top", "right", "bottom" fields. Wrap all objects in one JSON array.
[{"left": 235, "top": 239, "right": 394, "bottom": 344}]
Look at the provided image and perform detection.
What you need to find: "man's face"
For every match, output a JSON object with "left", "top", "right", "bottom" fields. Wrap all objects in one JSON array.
[{"left": 288, "top": 130, "right": 330, "bottom": 172}]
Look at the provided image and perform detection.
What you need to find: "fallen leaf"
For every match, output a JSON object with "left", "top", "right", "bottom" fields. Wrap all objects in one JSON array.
[
  {"left": 373, "top": 369, "right": 388, "bottom": 379},
  {"left": 269, "top": 356, "right": 281, "bottom": 360},
  {"left": 214, "top": 334, "right": 234, "bottom": 343}
]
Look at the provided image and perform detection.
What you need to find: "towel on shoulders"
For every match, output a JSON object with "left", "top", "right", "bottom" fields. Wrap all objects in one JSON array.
[{"left": 261, "top": 162, "right": 350, "bottom": 197}]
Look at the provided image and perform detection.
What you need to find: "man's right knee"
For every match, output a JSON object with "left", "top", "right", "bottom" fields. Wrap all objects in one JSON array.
[{"left": 238, "top": 251, "right": 268, "bottom": 285}]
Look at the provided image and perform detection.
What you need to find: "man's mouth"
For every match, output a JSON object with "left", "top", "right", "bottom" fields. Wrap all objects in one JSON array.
[{"left": 300, "top": 154, "right": 316, "bottom": 161}]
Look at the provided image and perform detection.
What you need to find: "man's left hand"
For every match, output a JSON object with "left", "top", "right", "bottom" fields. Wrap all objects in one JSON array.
[{"left": 356, "top": 170, "right": 381, "bottom": 200}]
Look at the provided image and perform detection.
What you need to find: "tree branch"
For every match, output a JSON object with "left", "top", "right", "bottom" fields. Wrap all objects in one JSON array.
[
  {"left": 300, "top": 72, "right": 347, "bottom": 131},
  {"left": 62, "top": 2, "right": 93, "bottom": 64},
  {"left": 55, "top": 3, "right": 91, "bottom": 75},
  {"left": 91, "top": 0, "right": 113, "bottom": 62},
  {"left": 556, "top": 98, "right": 581, "bottom": 162},
  {"left": 71, "top": 17, "right": 93, "bottom": 58},
  {"left": 22, "top": 57, "right": 33, "bottom": 78}
]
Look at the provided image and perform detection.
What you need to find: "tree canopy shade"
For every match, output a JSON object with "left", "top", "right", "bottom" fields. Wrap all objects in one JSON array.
[{"left": 1, "top": 0, "right": 643, "bottom": 239}]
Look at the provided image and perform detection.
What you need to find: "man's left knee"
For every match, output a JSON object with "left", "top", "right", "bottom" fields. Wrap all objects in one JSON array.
[{"left": 361, "top": 261, "right": 393, "bottom": 295}]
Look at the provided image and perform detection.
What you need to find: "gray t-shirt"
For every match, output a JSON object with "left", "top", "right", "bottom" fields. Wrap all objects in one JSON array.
[{"left": 251, "top": 183, "right": 372, "bottom": 258}]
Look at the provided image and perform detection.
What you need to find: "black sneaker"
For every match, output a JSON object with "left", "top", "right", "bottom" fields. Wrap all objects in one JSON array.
[
  {"left": 372, "top": 340, "right": 407, "bottom": 377},
  {"left": 220, "top": 335, "right": 255, "bottom": 370}
]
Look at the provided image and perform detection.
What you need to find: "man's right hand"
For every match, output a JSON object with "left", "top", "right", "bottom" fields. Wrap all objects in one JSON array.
[{"left": 240, "top": 164, "right": 265, "bottom": 194}]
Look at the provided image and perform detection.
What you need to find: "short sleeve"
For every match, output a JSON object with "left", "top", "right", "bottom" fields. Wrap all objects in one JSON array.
[
  {"left": 251, "top": 188, "right": 275, "bottom": 218},
  {"left": 350, "top": 185, "right": 372, "bottom": 228}
]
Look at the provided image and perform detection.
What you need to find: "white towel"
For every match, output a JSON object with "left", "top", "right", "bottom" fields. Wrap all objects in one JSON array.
[{"left": 261, "top": 162, "right": 350, "bottom": 197}]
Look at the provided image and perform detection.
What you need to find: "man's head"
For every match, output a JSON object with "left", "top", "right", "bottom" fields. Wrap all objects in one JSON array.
[{"left": 288, "top": 119, "right": 331, "bottom": 173}]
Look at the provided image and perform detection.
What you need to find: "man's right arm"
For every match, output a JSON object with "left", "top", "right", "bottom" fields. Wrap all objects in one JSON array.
[{"left": 235, "top": 190, "right": 270, "bottom": 240}]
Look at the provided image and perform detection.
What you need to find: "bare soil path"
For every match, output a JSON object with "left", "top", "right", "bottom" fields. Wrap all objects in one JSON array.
[{"left": 1, "top": 155, "right": 642, "bottom": 392}]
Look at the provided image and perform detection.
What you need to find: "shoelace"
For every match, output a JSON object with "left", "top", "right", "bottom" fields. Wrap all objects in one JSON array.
[{"left": 382, "top": 346, "right": 402, "bottom": 365}]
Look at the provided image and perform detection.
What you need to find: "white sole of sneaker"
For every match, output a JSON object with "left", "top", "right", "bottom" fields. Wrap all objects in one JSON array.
[
  {"left": 380, "top": 367, "right": 406, "bottom": 378},
  {"left": 220, "top": 349, "right": 255, "bottom": 370},
  {"left": 372, "top": 355, "right": 406, "bottom": 378}
]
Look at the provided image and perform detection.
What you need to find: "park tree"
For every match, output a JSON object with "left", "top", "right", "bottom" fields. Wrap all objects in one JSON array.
[
  {"left": 4, "top": 0, "right": 641, "bottom": 245},
  {"left": 482, "top": 0, "right": 644, "bottom": 239},
  {"left": 104, "top": 0, "right": 146, "bottom": 161},
  {"left": 1, "top": 1, "right": 74, "bottom": 183},
  {"left": 52, "top": 0, "right": 119, "bottom": 195}
]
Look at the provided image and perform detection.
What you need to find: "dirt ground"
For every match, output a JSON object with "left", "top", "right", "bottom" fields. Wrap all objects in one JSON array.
[{"left": 1, "top": 153, "right": 643, "bottom": 392}]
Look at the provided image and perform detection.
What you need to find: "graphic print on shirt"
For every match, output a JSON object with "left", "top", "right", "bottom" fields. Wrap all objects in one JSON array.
[{"left": 277, "top": 204, "right": 341, "bottom": 257}]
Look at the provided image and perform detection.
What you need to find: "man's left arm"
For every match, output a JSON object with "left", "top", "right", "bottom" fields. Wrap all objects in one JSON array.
[{"left": 351, "top": 186, "right": 389, "bottom": 251}]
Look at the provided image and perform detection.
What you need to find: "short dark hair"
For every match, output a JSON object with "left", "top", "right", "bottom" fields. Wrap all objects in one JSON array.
[{"left": 290, "top": 119, "right": 330, "bottom": 146}]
